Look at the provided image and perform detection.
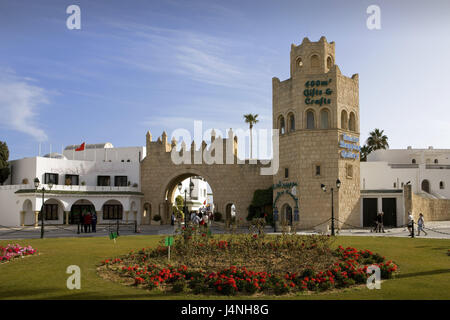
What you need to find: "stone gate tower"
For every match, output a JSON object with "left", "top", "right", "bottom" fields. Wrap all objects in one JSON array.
[{"left": 272, "top": 36, "right": 361, "bottom": 229}]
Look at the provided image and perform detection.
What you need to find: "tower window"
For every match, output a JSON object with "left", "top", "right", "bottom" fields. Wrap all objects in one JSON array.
[
  {"left": 412, "top": 159, "right": 416, "bottom": 164},
  {"left": 347, "top": 164, "right": 353, "bottom": 178},
  {"left": 278, "top": 115, "right": 285, "bottom": 135},
  {"left": 311, "top": 54, "right": 320, "bottom": 68},
  {"left": 288, "top": 113, "right": 295, "bottom": 132},
  {"left": 284, "top": 168, "right": 289, "bottom": 179},
  {"left": 341, "top": 110, "right": 348, "bottom": 130},
  {"left": 296, "top": 57, "right": 303, "bottom": 68},
  {"left": 349, "top": 112, "right": 356, "bottom": 131},
  {"left": 327, "top": 56, "right": 333, "bottom": 69},
  {"left": 434, "top": 159, "right": 439, "bottom": 164},
  {"left": 320, "top": 109, "right": 330, "bottom": 129},
  {"left": 306, "top": 110, "right": 315, "bottom": 129},
  {"left": 440, "top": 181, "right": 445, "bottom": 189},
  {"left": 315, "top": 165, "right": 321, "bottom": 176}
]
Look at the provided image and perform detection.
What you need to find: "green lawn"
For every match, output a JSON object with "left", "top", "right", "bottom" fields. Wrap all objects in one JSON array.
[{"left": 0, "top": 235, "right": 449, "bottom": 300}]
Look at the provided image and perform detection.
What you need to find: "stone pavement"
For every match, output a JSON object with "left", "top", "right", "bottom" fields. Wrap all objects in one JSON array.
[{"left": 1, "top": 221, "right": 450, "bottom": 240}]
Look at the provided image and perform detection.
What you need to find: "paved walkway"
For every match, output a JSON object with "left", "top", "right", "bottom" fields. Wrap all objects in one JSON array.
[{"left": 1, "top": 221, "right": 450, "bottom": 240}]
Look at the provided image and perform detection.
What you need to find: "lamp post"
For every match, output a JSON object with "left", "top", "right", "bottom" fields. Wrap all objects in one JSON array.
[
  {"left": 178, "top": 180, "right": 195, "bottom": 227},
  {"left": 321, "top": 179, "right": 341, "bottom": 236},
  {"left": 34, "top": 177, "right": 53, "bottom": 239}
]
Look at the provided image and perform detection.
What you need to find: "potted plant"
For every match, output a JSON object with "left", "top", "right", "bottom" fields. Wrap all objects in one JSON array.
[
  {"left": 22, "top": 178, "right": 29, "bottom": 185},
  {"left": 152, "top": 214, "right": 162, "bottom": 225}
]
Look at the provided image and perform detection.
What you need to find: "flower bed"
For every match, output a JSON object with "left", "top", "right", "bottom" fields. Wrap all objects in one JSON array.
[
  {"left": 99, "top": 229, "right": 398, "bottom": 295},
  {"left": 0, "top": 244, "right": 37, "bottom": 263}
]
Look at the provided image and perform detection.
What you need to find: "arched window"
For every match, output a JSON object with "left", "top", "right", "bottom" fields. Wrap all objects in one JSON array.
[
  {"left": 349, "top": 112, "right": 356, "bottom": 131},
  {"left": 421, "top": 179, "right": 430, "bottom": 193},
  {"left": 311, "top": 54, "right": 320, "bottom": 68},
  {"left": 412, "top": 159, "right": 416, "bottom": 164},
  {"left": 341, "top": 110, "right": 348, "bottom": 130},
  {"left": 306, "top": 110, "right": 315, "bottom": 129},
  {"left": 320, "top": 109, "right": 330, "bottom": 129},
  {"left": 434, "top": 159, "right": 439, "bottom": 164},
  {"left": 327, "top": 56, "right": 333, "bottom": 69},
  {"left": 440, "top": 181, "right": 445, "bottom": 189},
  {"left": 278, "top": 115, "right": 285, "bottom": 135},
  {"left": 296, "top": 57, "right": 303, "bottom": 68},
  {"left": 287, "top": 113, "right": 295, "bottom": 132}
]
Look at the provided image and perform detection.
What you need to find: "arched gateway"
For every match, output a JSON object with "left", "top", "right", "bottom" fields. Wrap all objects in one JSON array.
[{"left": 140, "top": 131, "right": 273, "bottom": 224}]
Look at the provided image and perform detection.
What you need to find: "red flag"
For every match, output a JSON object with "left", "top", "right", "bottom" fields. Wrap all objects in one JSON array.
[{"left": 75, "top": 142, "right": 85, "bottom": 152}]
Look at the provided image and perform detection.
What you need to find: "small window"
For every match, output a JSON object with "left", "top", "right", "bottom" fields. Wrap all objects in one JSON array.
[
  {"left": 315, "top": 165, "right": 321, "bottom": 176},
  {"left": 440, "top": 181, "right": 445, "bottom": 189},
  {"left": 39, "top": 204, "right": 58, "bottom": 220},
  {"left": 347, "top": 164, "right": 353, "bottom": 178},
  {"left": 44, "top": 173, "right": 59, "bottom": 185},
  {"left": 296, "top": 57, "right": 303, "bottom": 68},
  {"left": 288, "top": 113, "right": 295, "bottom": 132},
  {"left": 284, "top": 168, "right": 289, "bottom": 179},
  {"left": 103, "top": 205, "right": 123, "bottom": 220},
  {"left": 65, "top": 174, "right": 79, "bottom": 186},
  {"left": 320, "top": 109, "right": 329, "bottom": 129},
  {"left": 311, "top": 54, "right": 320, "bottom": 68},
  {"left": 412, "top": 159, "right": 416, "bottom": 164},
  {"left": 127, "top": 159, "right": 131, "bottom": 162},
  {"left": 306, "top": 111, "right": 315, "bottom": 129},
  {"left": 97, "top": 176, "right": 111, "bottom": 186},
  {"left": 434, "top": 159, "right": 439, "bottom": 164},
  {"left": 327, "top": 56, "right": 333, "bottom": 69},
  {"left": 401, "top": 182, "right": 404, "bottom": 187},
  {"left": 393, "top": 182, "right": 396, "bottom": 188},
  {"left": 278, "top": 116, "right": 285, "bottom": 135},
  {"left": 114, "top": 176, "right": 128, "bottom": 187},
  {"left": 341, "top": 110, "right": 348, "bottom": 130},
  {"left": 121, "top": 160, "right": 124, "bottom": 162}
]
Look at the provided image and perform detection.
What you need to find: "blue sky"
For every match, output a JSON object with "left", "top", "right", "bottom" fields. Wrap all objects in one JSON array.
[{"left": 1, "top": 0, "right": 450, "bottom": 160}]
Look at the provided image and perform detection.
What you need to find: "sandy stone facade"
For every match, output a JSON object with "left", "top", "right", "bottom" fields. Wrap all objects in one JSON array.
[
  {"left": 272, "top": 36, "right": 360, "bottom": 229},
  {"left": 140, "top": 37, "right": 362, "bottom": 228},
  {"left": 140, "top": 131, "right": 272, "bottom": 224},
  {"left": 404, "top": 185, "right": 450, "bottom": 222}
]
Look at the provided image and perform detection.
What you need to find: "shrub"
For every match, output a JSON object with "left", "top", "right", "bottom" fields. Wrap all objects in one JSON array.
[
  {"left": 153, "top": 214, "right": 161, "bottom": 222},
  {"left": 171, "top": 279, "right": 187, "bottom": 293}
]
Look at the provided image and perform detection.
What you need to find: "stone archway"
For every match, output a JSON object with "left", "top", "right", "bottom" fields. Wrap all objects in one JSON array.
[
  {"left": 22, "top": 199, "right": 34, "bottom": 226},
  {"left": 142, "top": 202, "right": 152, "bottom": 225}
]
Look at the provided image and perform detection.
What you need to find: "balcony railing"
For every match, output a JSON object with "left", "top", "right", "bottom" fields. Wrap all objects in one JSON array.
[
  {"left": 0, "top": 184, "right": 140, "bottom": 192},
  {"left": 388, "top": 163, "right": 419, "bottom": 169},
  {"left": 425, "top": 164, "right": 450, "bottom": 169}
]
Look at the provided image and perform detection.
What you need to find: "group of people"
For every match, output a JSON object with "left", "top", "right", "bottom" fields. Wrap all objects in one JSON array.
[
  {"left": 408, "top": 212, "right": 428, "bottom": 236},
  {"left": 372, "top": 211, "right": 386, "bottom": 233},
  {"left": 373, "top": 211, "right": 428, "bottom": 236},
  {"left": 171, "top": 210, "right": 213, "bottom": 228},
  {"left": 79, "top": 212, "right": 97, "bottom": 233}
]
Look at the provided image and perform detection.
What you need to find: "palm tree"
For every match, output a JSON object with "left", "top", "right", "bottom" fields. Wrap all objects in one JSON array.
[
  {"left": 360, "top": 144, "right": 372, "bottom": 162},
  {"left": 366, "top": 129, "right": 389, "bottom": 151},
  {"left": 243, "top": 114, "right": 259, "bottom": 159}
]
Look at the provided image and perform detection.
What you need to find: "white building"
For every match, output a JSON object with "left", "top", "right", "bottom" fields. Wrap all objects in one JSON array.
[
  {"left": 172, "top": 176, "right": 211, "bottom": 212},
  {"left": 0, "top": 143, "right": 144, "bottom": 227},
  {"left": 360, "top": 147, "right": 450, "bottom": 227}
]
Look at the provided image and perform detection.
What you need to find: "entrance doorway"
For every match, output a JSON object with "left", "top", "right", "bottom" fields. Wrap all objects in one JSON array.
[
  {"left": 282, "top": 204, "right": 293, "bottom": 226},
  {"left": 382, "top": 198, "right": 397, "bottom": 227},
  {"left": 421, "top": 179, "right": 430, "bottom": 193},
  {"left": 70, "top": 204, "right": 95, "bottom": 224},
  {"left": 362, "top": 198, "right": 378, "bottom": 227}
]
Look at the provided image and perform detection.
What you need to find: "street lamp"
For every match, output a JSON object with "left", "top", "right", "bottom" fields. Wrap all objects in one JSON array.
[
  {"left": 321, "top": 179, "right": 341, "bottom": 236},
  {"left": 178, "top": 180, "right": 195, "bottom": 227},
  {"left": 34, "top": 177, "right": 53, "bottom": 239}
]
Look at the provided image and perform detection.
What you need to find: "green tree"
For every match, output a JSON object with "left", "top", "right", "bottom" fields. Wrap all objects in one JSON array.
[
  {"left": 360, "top": 144, "right": 372, "bottom": 162},
  {"left": 366, "top": 129, "right": 389, "bottom": 151},
  {"left": 0, "top": 141, "right": 10, "bottom": 185},
  {"left": 243, "top": 113, "right": 259, "bottom": 159}
]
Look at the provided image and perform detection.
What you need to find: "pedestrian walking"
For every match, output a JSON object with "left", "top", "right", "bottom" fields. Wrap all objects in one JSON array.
[
  {"left": 377, "top": 212, "right": 385, "bottom": 233},
  {"left": 407, "top": 212, "right": 414, "bottom": 236},
  {"left": 417, "top": 213, "right": 428, "bottom": 236},
  {"left": 91, "top": 212, "right": 97, "bottom": 233}
]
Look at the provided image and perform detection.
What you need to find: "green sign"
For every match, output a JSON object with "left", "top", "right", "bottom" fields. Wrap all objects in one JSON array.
[
  {"left": 109, "top": 231, "right": 118, "bottom": 240},
  {"left": 304, "top": 79, "right": 333, "bottom": 106},
  {"left": 165, "top": 236, "right": 174, "bottom": 247}
]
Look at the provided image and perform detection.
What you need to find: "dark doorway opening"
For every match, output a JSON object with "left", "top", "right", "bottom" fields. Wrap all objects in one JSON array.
[
  {"left": 382, "top": 198, "right": 397, "bottom": 227},
  {"left": 363, "top": 198, "right": 378, "bottom": 227},
  {"left": 70, "top": 205, "right": 95, "bottom": 224}
]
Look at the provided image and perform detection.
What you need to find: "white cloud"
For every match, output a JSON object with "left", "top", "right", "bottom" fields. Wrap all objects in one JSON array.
[{"left": 0, "top": 70, "right": 49, "bottom": 141}]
